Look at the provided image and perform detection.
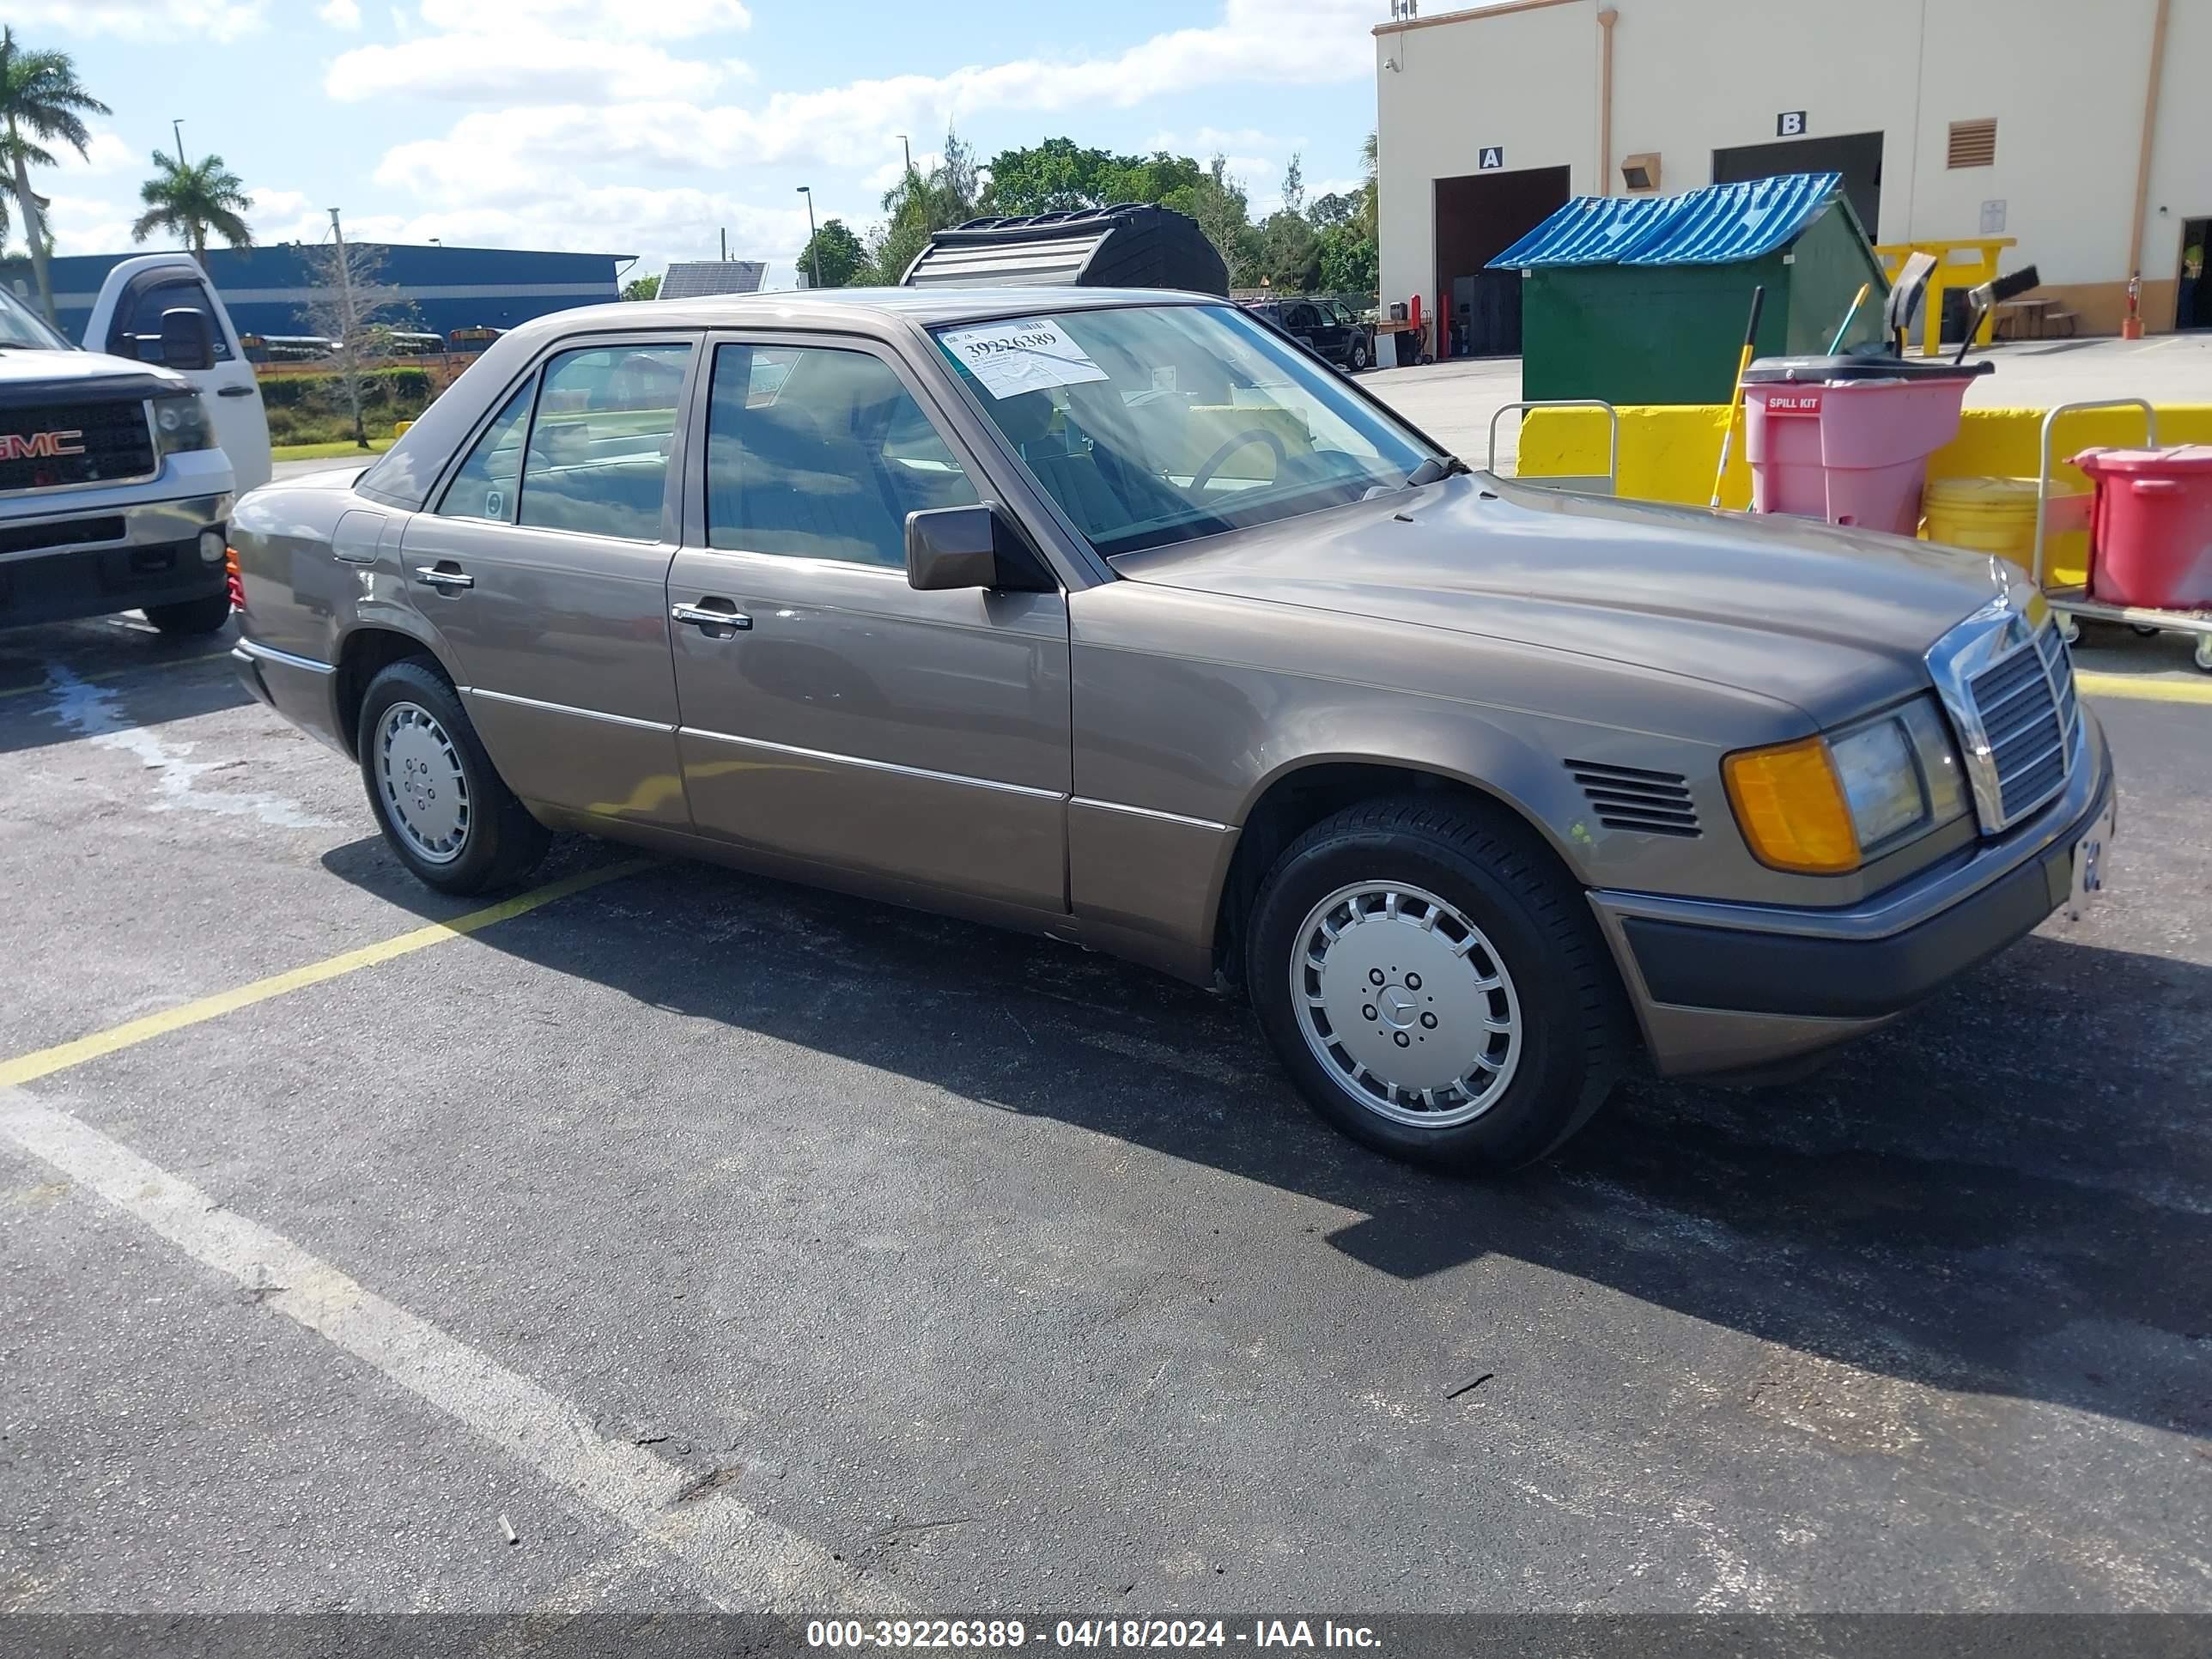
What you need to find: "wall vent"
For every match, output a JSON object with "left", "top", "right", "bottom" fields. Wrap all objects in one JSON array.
[{"left": 1948, "top": 119, "right": 1998, "bottom": 169}]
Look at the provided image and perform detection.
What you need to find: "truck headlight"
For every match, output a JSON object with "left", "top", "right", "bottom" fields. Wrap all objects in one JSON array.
[
  {"left": 150, "top": 392, "right": 215, "bottom": 459},
  {"left": 1725, "top": 696, "right": 1970, "bottom": 874}
]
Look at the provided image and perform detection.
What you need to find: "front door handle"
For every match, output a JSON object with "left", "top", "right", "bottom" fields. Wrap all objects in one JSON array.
[
  {"left": 671, "top": 599, "right": 751, "bottom": 632},
  {"left": 216, "top": 384, "right": 257, "bottom": 398},
  {"left": 415, "top": 563, "right": 474, "bottom": 591}
]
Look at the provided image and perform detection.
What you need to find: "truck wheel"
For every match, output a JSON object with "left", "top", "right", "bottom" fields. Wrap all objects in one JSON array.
[
  {"left": 143, "top": 595, "right": 234, "bottom": 636},
  {"left": 356, "top": 658, "right": 550, "bottom": 895},
  {"left": 1246, "top": 797, "right": 1624, "bottom": 1170}
]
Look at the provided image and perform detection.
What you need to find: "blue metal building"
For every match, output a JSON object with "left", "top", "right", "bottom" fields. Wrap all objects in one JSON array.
[{"left": 3, "top": 243, "right": 632, "bottom": 345}]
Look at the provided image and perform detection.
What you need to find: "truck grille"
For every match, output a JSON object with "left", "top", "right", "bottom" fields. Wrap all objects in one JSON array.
[
  {"left": 0, "top": 400, "right": 156, "bottom": 495},
  {"left": 1966, "top": 622, "right": 2078, "bottom": 827}
]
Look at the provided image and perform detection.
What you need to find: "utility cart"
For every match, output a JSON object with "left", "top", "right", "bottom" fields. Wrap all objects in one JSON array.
[{"left": 2033, "top": 399, "right": 2212, "bottom": 673}]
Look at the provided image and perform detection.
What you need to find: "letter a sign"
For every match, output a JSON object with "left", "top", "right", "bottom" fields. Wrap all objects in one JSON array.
[{"left": 1478, "top": 146, "right": 1504, "bottom": 171}]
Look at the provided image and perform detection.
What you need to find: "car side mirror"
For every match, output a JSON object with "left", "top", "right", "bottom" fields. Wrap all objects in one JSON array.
[
  {"left": 905, "top": 503, "right": 1054, "bottom": 593},
  {"left": 159, "top": 307, "right": 216, "bottom": 372}
]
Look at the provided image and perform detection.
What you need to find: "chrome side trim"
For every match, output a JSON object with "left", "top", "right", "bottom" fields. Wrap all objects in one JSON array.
[
  {"left": 1069, "top": 795, "right": 1232, "bottom": 833},
  {"left": 684, "top": 724, "right": 1066, "bottom": 801},
  {"left": 465, "top": 685, "right": 672, "bottom": 732},
  {"left": 236, "top": 636, "right": 336, "bottom": 676}
]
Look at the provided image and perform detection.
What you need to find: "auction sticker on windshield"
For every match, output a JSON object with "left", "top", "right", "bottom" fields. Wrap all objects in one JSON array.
[{"left": 939, "top": 319, "right": 1109, "bottom": 400}]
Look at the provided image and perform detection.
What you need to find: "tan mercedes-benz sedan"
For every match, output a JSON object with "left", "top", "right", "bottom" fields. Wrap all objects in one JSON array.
[{"left": 230, "top": 289, "right": 2115, "bottom": 1169}]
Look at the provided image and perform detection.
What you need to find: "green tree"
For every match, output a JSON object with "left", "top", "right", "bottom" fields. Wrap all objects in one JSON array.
[
  {"left": 1316, "top": 221, "right": 1377, "bottom": 302},
  {"left": 131, "top": 150, "right": 254, "bottom": 266},
  {"left": 980, "top": 140, "right": 1209, "bottom": 216},
  {"left": 0, "top": 27, "right": 109, "bottom": 322},
  {"left": 799, "top": 217, "right": 866, "bottom": 287},
  {"left": 867, "top": 127, "right": 981, "bottom": 283},
  {"left": 1358, "top": 129, "right": 1378, "bottom": 239},
  {"left": 1158, "top": 154, "right": 1253, "bottom": 283},
  {"left": 621, "top": 272, "right": 661, "bottom": 301}
]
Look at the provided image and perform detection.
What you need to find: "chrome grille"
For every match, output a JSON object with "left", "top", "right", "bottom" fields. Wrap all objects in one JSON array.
[
  {"left": 1933, "top": 605, "right": 2079, "bottom": 833},
  {"left": 1565, "top": 759, "right": 1699, "bottom": 837},
  {"left": 0, "top": 399, "right": 156, "bottom": 495}
]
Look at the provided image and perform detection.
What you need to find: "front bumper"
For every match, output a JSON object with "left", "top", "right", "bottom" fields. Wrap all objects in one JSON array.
[
  {"left": 1590, "top": 709, "right": 2115, "bottom": 1077},
  {"left": 0, "top": 489, "right": 234, "bottom": 629}
]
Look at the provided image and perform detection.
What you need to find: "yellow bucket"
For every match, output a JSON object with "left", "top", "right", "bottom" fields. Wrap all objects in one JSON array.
[{"left": 1922, "top": 476, "right": 2087, "bottom": 587}]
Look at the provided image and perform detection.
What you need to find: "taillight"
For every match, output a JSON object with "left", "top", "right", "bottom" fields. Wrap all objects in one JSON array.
[{"left": 223, "top": 544, "right": 246, "bottom": 611}]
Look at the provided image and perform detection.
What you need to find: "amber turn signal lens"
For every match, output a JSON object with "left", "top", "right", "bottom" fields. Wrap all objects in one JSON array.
[{"left": 1723, "top": 736, "right": 1860, "bottom": 874}]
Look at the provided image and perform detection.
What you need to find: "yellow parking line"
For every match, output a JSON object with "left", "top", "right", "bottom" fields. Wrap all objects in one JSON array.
[
  {"left": 0, "top": 650, "right": 233, "bottom": 702},
  {"left": 0, "top": 858, "right": 651, "bottom": 1091},
  {"left": 2075, "top": 672, "right": 2212, "bottom": 706}
]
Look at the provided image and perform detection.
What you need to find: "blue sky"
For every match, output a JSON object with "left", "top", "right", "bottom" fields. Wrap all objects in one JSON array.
[{"left": 18, "top": 0, "right": 1381, "bottom": 286}]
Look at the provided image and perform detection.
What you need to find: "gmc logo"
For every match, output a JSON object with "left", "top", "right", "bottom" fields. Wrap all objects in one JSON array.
[{"left": 0, "top": 429, "right": 85, "bottom": 461}]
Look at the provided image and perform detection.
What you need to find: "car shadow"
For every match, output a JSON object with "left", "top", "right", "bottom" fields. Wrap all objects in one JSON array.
[
  {"left": 0, "top": 622, "right": 248, "bottom": 757},
  {"left": 324, "top": 839, "right": 2212, "bottom": 1441}
]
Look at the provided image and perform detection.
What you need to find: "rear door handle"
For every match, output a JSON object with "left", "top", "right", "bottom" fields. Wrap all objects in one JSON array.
[
  {"left": 671, "top": 599, "right": 751, "bottom": 631},
  {"left": 216, "top": 384, "right": 257, "bottom": 398},
  {"left": 415, "top": 563, "right": 474, "bottom": 591}
]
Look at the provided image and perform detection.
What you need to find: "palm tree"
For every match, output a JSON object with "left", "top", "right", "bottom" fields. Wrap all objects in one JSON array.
[
  {"left": 0, "top": 27, "right": 110, "bottom": 323},
  {"left": 132, "top": 151, "right": 254, "bottom": 267}
]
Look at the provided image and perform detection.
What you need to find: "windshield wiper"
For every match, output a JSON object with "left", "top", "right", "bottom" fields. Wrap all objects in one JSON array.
[{"left": 1403, "top": 454, "right": 1472, "bottom": 489}]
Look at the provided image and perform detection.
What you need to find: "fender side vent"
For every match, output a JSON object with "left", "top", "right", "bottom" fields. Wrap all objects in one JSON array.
[{"left": 1566, "top": 759, "right": 1700, "bottom": 838}]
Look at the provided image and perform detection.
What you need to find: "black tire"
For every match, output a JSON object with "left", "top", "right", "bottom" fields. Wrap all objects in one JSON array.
[
  {"left": 356, "top": 657, "right": 550, "bottom": 895},
  {"left": 1245, "top": 796, "right": 1625, "bottom": 1171},
  {"left": 143, "top": 594, "right": 233, "bottom": 635},
  {"left": 1350, "top": 339, "right": 1370, "bottom": 371}
]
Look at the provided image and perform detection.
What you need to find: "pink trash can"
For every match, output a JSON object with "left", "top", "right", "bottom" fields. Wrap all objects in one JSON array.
[{"left": 1740, "top": 355, "right": 1994, "bottom": 537}]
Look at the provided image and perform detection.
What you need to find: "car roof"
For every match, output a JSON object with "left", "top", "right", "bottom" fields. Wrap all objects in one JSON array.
[{"left": 541, "top": 284, "right": 1224, "bottom": 337}]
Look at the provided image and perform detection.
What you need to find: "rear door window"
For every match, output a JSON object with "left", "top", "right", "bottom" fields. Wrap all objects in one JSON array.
[
  {"left": 435, "top": 382, "right": 535, "bottom": 524},
  {"left": 516, "top": 343, "right": 692, "bottom": 541}
]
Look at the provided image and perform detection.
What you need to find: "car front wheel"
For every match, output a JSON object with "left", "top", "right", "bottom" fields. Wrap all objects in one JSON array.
[
  {"left": 1349, "top": 338, "right": 1369, "bottom": 371},
  {"left": 356, "top": 657, "right": 550, "bottom": 895},
  {"left": 1246, "top": 797, "right": 1624, "bottom": 1170}
]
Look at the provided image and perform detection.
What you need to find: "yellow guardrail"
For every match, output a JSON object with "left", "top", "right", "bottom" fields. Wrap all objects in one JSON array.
[{"left": 1517, "top": 401, "right": 2212, "bottom": 586}]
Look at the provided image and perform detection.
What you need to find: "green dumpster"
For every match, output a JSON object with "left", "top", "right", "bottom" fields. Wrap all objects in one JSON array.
[{"left": 1489, "top": 172, "right": 1889, "bottom": 406}]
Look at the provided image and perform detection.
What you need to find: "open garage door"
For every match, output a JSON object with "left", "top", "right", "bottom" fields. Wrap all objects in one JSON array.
[
  {"left": 1434, "top": 164, "right": 1571, "bottom": 358},
  {"left": 1714, "top": 131, "right": 1882, "bottom": 239}
]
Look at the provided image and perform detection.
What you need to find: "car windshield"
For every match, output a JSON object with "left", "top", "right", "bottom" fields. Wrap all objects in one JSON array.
[
  {"left": 0, "top": 286, "right": 73, "bottom": 351},
  {"left": 932, "top": 303, "right": 1435, "bottom": 558}
]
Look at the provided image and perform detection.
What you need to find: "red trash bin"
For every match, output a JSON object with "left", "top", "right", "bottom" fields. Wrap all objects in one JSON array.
[{"left": 2070, "top": 446, "right": 2212, "bottom": 610}]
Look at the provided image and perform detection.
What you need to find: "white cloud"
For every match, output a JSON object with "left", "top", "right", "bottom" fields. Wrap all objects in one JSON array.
[
  {"left": 5, "top": 0, "right": 268, "bottom": 40},
  {"left": 46, "top": 193, "right": 137, "bottom": 258},
  {"left": 329, "top": 37, "right": 729, "bottom": 103},
  {"left": 415, "top": 0, "right": 748, "bottom": 34},
  {"left": 319, "top": 0, "right": 362, "bottom": 27},
  {"left": 76, "top": 130, "right": 137, "bottom": 177}
]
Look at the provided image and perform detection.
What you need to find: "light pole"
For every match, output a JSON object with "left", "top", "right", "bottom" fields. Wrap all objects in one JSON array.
[
  {"left": 896, "top": 133, "right": 912, "bottom": 177},
  {"left": 796, "top": 185, "right": 820, "bottom": 289},
  {"left": 171, "top": 118, "right": 186, "bottom": 167}
]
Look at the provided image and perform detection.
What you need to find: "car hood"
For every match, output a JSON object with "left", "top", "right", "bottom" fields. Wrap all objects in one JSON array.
[
  {"left": 0, "top": 345, "right": 188, "bottom": 405},
  {"left": 1109, "top": 472, "right": 2014, "bottom": 725}
]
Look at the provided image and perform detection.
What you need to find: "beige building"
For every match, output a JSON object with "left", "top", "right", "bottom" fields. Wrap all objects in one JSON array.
[{"left": 1374, "top": 0, "right": 2206, "bottom": 353}]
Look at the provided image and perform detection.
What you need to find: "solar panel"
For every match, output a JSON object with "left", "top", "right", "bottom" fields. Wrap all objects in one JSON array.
[{"left": 656, "top": 260, "right": 767, "bottom": 300}]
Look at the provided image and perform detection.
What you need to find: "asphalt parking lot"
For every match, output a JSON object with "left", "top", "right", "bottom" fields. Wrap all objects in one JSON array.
[{"left": 2, "top": 605, "right": 2209, "bottom": 1622}]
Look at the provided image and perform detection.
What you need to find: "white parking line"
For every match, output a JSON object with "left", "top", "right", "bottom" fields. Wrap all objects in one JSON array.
[{"left": 0, "top": 1086, "right": 897, "bottom": 1615}]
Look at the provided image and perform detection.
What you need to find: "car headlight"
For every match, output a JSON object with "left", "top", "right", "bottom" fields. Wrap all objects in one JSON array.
[
  {"left": 1725, "top": 696, "right": 1971, "bottom": 874},
  {"left": 151, "top": 392, "right": 215, "bottom": 459}
]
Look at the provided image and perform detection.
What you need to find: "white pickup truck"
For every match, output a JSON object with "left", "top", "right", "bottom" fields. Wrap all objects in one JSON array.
[{"left": 1, "top": 253, "right": 270, "bottom": 636}]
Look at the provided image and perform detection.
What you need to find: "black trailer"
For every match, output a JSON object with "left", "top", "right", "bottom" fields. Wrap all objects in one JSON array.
[{"left": 901, "top": 204, "right": 1229, "bottom": 298}]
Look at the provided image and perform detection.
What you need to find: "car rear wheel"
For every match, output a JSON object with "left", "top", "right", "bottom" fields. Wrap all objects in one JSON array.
[
  {"left": 143, "top": 594, "right": 233, "bottom": 636},
  {"left": 1246, "top": 796, "right": 1624, "bottom": 1170},
  {"left": 356, "top": 658, "right": 549, "bottom": 895}
]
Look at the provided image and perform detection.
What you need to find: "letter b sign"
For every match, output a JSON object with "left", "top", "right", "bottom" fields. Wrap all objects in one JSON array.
[{"left": 1777, "top": 111, "right": 1807, "bottom": 137}]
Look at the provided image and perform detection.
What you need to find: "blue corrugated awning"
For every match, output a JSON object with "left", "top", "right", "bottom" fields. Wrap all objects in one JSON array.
[{"left": 1488, "top": 172, "right": 1844, "bottom": 269}]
